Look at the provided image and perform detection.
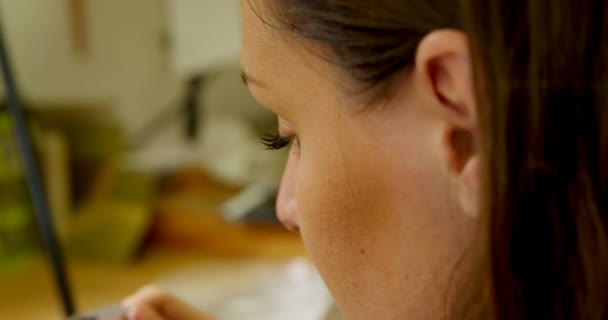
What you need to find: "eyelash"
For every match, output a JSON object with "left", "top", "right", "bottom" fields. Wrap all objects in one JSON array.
[{"left": 261, "top": 134, "right": 292, "bottom": 150}]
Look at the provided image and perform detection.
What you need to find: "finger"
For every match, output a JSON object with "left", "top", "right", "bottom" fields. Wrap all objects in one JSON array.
[
  {"left": 122, "top": 285, "right": 167, "bottom": 308},
  {"left": 122, "top": 286, "right": 211, "bottom": 320}
]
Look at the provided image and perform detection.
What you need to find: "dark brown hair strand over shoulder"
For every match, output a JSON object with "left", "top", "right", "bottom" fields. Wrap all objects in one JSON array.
[{"left": 462, "top": 0, "right": 608, "bottom": 319}]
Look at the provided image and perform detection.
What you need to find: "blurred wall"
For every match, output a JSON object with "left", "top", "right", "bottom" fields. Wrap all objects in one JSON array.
[
  {"left": 0, "top": 1, "right": 266, "bottom": 176},
  {"left": 0, "top": 0, "right": 183, "bottom": 134},
  {"left": 167, "top": 0, "right": 241, "bottom": 75}
]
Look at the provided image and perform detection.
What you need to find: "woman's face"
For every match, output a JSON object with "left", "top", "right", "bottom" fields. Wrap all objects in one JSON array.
[{"left": 241, "top": 1, "right": 476, "bottom": 318}]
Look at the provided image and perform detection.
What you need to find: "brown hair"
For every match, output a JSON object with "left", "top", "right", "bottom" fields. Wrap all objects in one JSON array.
[
  {"left": 260, "top": 0, "right": 462, "bottom": 100},
  {"left": 263, "top": 0, "right": 608, "bottom": 318},
  {"left": 462, "top": 1, "right": 608, "bottom": 319}
]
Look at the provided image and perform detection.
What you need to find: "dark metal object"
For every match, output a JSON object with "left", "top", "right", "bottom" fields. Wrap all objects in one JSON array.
[
  {"left": 129, "top": 74, "right": 204, "bottom": 147},
  {"left": 185, "top": 75, "right": 203, "bottom": 140},
  {"left": 0, "top": 16, "right": 76, "bottom": 317}
]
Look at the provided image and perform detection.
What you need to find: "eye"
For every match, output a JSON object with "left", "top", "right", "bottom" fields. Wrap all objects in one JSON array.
[{"left": 261, "top": 134, "right": 292, "bottom": 150}]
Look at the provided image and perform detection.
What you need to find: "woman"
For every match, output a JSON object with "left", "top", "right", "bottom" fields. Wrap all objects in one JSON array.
[{"left": 123, "top": 0, "right": 608, "bottom": 319}]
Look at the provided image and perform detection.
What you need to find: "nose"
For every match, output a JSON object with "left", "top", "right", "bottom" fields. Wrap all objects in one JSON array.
[{"left": 276, "top": 151, "right": 300, "bottom": 232}]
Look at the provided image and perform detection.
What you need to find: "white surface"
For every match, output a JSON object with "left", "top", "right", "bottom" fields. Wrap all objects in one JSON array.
[
  {"left": 221, "top": 182, "right": 276, "bottom": 221},
  {"left": 157, "top": 259, "right": 334, "bottom": 320}
]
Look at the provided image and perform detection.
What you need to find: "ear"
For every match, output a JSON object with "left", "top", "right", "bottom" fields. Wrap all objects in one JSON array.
[{"left": 414, "top": 29, "right": 480, "bottom": 218}]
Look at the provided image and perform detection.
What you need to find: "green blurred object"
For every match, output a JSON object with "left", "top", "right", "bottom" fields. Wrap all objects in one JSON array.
[
  {"left": 0, "top": 111, "right": 22, "bottom": 179},
  {"left": 0, "top": 111, "right": 36, "bottom": 273},
  {"left": 67, "top": 172, "right": 157, "bottom": 263},
  {"left": 29, "top": 105, "right": 157, "bottom": 263}
]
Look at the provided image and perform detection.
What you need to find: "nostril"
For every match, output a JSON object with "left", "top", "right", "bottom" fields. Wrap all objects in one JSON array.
[
  {"left": 286, "top": 224, "right": 300, "bottom": 233},
  {"left": 277, "top": 213, "right": 300, "bottom": 233}
]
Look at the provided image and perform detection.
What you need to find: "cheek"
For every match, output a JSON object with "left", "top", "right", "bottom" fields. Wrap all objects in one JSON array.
[
  {"left": 291, "top": 111, "right": 469, "bottom": 318},
  {"left": 293, "top": 123, "right": 417, "bottom": 308},
  {"left": 295, "top": 111, "right": 436, "bottom": 266},
  {"left": 296, "top": 137, "right": 366, "bottom": 284}
]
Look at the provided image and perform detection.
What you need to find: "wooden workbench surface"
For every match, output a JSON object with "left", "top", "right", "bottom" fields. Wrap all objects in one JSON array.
[{"left": 0, "top": 168, "right": 307, "bottom": 319}]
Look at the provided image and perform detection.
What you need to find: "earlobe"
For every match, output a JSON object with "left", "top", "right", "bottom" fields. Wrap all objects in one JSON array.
[
  {"left": 459, "top": 155, "right": 480, "bottom": 218},
  {"left": 443, "top": 127, "right": 480, "bottom": 218}
]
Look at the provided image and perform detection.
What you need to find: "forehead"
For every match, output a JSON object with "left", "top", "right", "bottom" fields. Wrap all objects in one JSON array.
[
  {"left": 240, "top": 1, "right": 334, "bottom": 88},
  {"left": 240, "top": 1, "right": 291, "bottom": 84},
  {"left": 240, "top": 0, "right": 348, "bottom": 117}
]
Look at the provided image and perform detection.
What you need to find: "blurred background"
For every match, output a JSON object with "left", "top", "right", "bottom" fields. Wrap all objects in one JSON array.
[{"left": 0, "top": 1, "right": 339, "bottom": 319}]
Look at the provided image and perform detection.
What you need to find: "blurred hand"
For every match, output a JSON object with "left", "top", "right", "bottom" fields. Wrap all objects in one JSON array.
[{"left": 122, "top": 286, "right": 212, "bottom": 320}]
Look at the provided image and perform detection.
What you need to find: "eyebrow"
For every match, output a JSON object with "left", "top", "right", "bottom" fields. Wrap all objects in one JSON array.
[{"left": 240, "top": 70, "right": 268, "bottom": 88}]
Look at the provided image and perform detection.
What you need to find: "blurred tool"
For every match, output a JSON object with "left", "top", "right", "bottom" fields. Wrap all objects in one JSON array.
[
  {"left": 185, "top": 75, "right": 203, "bottom": 140},
  {"left": 67, "top": 304, "right": 125, "bottom": 320},
  {"left": 129, "top": 74, "right": 205, "bottom": 147},
  {"left": 0, "top": 13, "right": 75, "bottom": 317}
]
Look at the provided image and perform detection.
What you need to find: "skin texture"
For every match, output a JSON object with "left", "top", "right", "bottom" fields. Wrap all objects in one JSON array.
[
  {"left": 241, "top": 1, "right": 479, "bottom": 319},
  {"left": 123, "top": 2, "right": 481, "bottom": 320}
]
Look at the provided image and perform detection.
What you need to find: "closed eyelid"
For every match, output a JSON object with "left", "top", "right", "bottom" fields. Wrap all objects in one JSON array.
[
  {"left": 278, "top": 118, "right": 297, "bottom": 136},
  {"left": 241, "top": 70, "right": 269, "bottom": 88}
]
